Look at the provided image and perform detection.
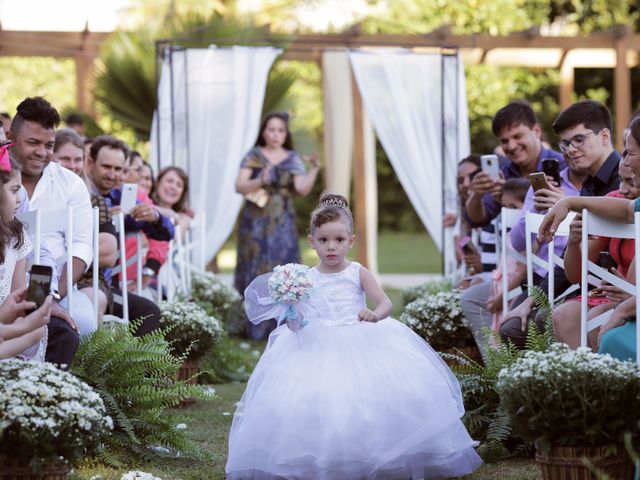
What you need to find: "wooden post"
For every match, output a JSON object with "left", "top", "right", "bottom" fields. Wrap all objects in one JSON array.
[
  {"left": 75, "top": 54, "right": 95, "bottom": 114},
  {"left": 352, "top": 72, "right": 369, "bottom": 269},
  {"left": 559, "top": 50, "right": 574, "bottom": 110},
  {"left": 614, "top": 37, "right": 631, "bottom": 150}
]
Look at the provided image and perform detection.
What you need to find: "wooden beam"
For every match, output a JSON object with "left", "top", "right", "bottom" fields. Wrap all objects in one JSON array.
[
  {"left": 559, "top": 50, "right": 574, "bottom": 110},
  {"left": 351, "top": 71, "right": 369, "bottom": 269},
  {"left": 614, "top": 37, "right": 631, "bottom": 150}
]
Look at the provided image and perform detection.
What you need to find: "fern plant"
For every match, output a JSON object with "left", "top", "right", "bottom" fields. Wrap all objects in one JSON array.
[
  {"left": 70, "top": 322, "right": 212, "bottom": 465},
  {"left": 451, "top": 287, "right": 559, "bottom": 461}
]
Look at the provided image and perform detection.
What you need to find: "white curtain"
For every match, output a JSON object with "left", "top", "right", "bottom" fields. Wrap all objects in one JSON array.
[
  {"left": 151, "top": 46, "right": 281, "bottom": 265},
  {"left": 349, "top": 50, "right": 469, "bottom": 265}
]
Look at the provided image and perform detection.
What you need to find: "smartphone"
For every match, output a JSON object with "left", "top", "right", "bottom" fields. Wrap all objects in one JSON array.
[
  {"left": 530, "top": 172, "right": 551, "bottom": 193},
  {"left": 542, "top": 158, "right": 561, "bottom": 186},
  {"left": 26, "top": 265, "right": 53, "bottom": 313},
  {"left": 480, "top": 155, "right": 500, "bottom": 180},
  {"left": 120, "top": 183, "right": 138, "bottom": 214},
  {"left": 459, "top": 236, "right": 478, "bottom": 255},
  {"left": 598, "top": 251, "right": 616, "bottom": 272}
]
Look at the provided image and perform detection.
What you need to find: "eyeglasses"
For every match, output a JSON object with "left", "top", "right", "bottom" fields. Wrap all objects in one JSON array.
[{"left": 558, "top": 131, "right": 596, "bottom": 153}]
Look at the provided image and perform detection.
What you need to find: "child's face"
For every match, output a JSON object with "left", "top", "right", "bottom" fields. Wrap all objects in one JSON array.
[
  {"left": 308, "top": 220, "right": 354, "bottom": 270},
  {"left": 1, "top": 171, "right": 21, "bottom": 223},
  {"left": 501, "top": 191, "right": 523, "bottom": 210}
]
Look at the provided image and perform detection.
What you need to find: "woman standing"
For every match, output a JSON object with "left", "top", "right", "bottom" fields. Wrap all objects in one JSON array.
[{"left": 234, "top": 112, "right": 319, "bottom": 338}]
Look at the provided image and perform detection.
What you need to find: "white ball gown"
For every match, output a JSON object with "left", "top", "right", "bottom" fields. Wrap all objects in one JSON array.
[{"left": 226, "top": 262, "right": 482, "bottom": 479}]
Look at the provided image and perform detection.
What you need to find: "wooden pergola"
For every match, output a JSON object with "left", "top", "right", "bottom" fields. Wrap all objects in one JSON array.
[
  {"left": 0, "top": 26, "right": 636, "bottom": 144},
  {"left": 3, "top": 27, "right": 638, "bottom": 269}
]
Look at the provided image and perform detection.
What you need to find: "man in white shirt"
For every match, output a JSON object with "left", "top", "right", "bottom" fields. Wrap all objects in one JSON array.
[{"left": 9, "top": 97, "right": 94, "bottom": 366}]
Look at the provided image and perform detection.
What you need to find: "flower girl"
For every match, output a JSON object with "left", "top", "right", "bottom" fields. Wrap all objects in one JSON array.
[{"left": 226, "top": 193, "right": 482, "bottom": 479}]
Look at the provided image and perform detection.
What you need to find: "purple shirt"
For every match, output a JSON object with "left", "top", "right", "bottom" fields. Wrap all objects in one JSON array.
[
  {"left": 464, "top": 146, "right": 566, "bottom": 228},
  {"left": 510, "top": 167, "right": 581, "bottom": 277}
]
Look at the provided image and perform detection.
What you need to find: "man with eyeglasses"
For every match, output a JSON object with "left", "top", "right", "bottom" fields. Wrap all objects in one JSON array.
[{"left": 552, "top": 100, "right": 620, "bottom": 198}]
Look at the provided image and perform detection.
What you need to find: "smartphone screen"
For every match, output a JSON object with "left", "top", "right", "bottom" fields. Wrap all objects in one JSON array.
[
  {"left": 542, "top": 158, "right": 561, "bottom": 186},
  {"left": 120, "top": 183, "right": 138, "bottom": 214},
  {"left": 27, "top": 265, "right": 53, "bottom": 311}
]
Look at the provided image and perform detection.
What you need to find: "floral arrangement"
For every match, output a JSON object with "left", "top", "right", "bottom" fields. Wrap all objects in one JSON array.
[
  {"left": 399, "top": 289, "right": 473, "bottom": 351},
  {"left": 0, "top": 359, "right": 112, "bottom": 465},
  {"left": 496, "top": 344, "right": 640, "bottom": 454},
  {"left": 402, "top": 278, "right": 453, "bottom": 306},
  {"left": 191, "top": 271, "right": 244, "bottom": 335},
  {"left": 267, "top": 263, "right": 313, "bottom": 345},
  {"left": 268, "top": 263, "right": 313, "bottom": 304},
  {"left": 159, "top": 301, "right": 224, "bottom": 360}
]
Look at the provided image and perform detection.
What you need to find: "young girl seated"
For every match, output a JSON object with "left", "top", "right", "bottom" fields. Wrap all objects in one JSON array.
[{"left": 226, "top": 193, "right": 482, "bottom": 480}]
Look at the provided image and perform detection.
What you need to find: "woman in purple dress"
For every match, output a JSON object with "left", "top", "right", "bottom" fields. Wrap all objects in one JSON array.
[{"left": 234, "top": 112, "right": 320, "bottom": 339}]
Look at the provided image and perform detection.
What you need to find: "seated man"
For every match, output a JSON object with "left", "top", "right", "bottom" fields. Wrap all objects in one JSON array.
[{"left": 84, "top": 135, "right": 174, "bottom": 335}]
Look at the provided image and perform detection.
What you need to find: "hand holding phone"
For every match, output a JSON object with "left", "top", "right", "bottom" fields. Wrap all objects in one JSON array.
[
  {"left": 120, "top": 183, "right": 138, "bottom": 214},
  {"left": 530, "top": 172, "right": 551, "bottom": 193},
  {"left": 598, "top": 251, "right": 616, "bottom": 272},
  {"left": 459, "top": 236, "right": 478, "bottom": 255}
]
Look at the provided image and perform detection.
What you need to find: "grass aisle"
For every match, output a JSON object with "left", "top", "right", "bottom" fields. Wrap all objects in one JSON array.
[{"left": 73, "top": 378, "right": 540, "bottom": 479}]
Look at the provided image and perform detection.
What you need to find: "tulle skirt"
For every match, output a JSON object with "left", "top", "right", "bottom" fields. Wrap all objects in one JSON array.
[{"left": 226, "top": 318, "right": 482, "bottom": 480}]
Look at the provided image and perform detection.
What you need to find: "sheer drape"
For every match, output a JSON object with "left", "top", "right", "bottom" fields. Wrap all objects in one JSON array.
[
  {"left": 151, "top": 46, "right": 281, "bottom": 265},
  {"left": 349, "top": 50, "right": 469, "bottom": 273}
]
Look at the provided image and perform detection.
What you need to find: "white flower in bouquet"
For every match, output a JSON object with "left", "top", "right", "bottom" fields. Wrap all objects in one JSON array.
[{"left": 268, "top": 263, "right": 313, "bottom": 304}]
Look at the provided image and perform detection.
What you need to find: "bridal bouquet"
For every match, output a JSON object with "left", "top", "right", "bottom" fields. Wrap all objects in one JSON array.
[{"left": 268, "top": 264, "right": 313, "bottom": 342}]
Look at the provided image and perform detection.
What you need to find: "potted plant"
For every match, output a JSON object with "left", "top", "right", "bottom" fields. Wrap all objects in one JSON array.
[
  {"left": 190, "top": 271, "right": 245, "bottom": 335},
  {"left": 159, "top": 300, "right": 224, "bottom": 383},
  {"left": 399, "top": 289, "right": 480, "bottom": 362},
  {"left": 496, "top": 344, "right": 640, "bottom": 479},
  {"left": 0, "top": 359, "right": 112, "bottom": 479}
]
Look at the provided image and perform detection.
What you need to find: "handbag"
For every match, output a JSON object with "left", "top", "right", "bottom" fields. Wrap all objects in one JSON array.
[{"left": 244, "top": 188, "right": 269, "bottom": 208}]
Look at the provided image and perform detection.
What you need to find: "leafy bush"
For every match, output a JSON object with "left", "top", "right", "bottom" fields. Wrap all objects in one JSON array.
[
  {"left": 401, "top": 278, "right": 453, "bottom": 306},
  {"left": 0, "top": 360, "right": 111, "bottom": 466},
  {"left": 159, "top": 301, "right": 223, "bottom": 360},
  {"left": 497, "top": 344, "right": 640, "bottom": 454},
  {"left": 399, "top": 290, "right": 473, "bottom": 350},
  {"left": 191, "top": 272, "right": 245, "bottom": 336},
  {"left": 70, "top": 323, "right": 212, "bottom": 464}
]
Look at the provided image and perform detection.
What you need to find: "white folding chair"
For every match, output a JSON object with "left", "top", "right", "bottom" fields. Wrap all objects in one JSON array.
[
  {"left": 110, "top": 212, "right": 130, "bottom": 324},
  {"left": 579, "top": 209, "right": 640, "bottom": 367},
  {"left": 525, "top": 211, "right": 578, "bottom": 309},
  {"left": 500, "top": 207, "right": 527, "bottom": 315},
  {"left": 18, "top": 207, "right": 75, "bottom": 318}
]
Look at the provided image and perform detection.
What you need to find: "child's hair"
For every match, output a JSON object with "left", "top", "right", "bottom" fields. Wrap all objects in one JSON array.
[
  {"left": 309, "top": 192, "right": 354, "bottom": 234},
  {"left": 0, "top": 151, "right": 25, "bottom": 263},
  {"left": 502, "top": 178, "right": 530, "bottom": 204}
]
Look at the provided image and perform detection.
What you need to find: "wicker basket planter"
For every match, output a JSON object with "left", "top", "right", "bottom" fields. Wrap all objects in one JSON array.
[
  {"left": 176, "top": 358, "right": 200, "bottom": 407},
  {"left": 0, "top": 459, "right": 70, "bottom": 480},
  {"left": 536, "top": 445, "right": 633, "bottom": 480}
]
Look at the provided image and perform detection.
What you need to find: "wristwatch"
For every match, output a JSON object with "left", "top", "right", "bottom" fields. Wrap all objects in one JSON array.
[
  {"left": 50, "top": 289, "right": 61, "bottom": 302},
  {"left": 142, "top": 267, "right": 156, "bottom": 277}
]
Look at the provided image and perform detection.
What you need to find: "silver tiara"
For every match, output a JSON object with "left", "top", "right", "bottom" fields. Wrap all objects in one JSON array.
[{"left": 321, "top": 197, "right": 347, "bottom": 209}]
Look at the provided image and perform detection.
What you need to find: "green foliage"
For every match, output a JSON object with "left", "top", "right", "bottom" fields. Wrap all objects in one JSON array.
[
  {"left": 497, "top": 344, "right": 640, "bottom": 454},
  {"left": 70, "top": 323, "right": 212, "bottom": 465},
  {"left": 452, "top": 310, "right": 558, "bottom": 462},
  {"left": 199, "top": 335, "right": 263, "bottom": 383}
]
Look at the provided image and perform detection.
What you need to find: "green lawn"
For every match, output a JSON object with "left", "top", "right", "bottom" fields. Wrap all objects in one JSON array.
[{"left": 217, "top": 231, "right": 442, "bottom": 274}]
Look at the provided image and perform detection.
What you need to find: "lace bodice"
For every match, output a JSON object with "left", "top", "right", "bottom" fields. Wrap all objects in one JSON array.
[
  {"left": 306, "top": 262, "right": 366, "bottom": 325},
  {"left": 0, "top": 230, "right": 32, "bottom": 303}
]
